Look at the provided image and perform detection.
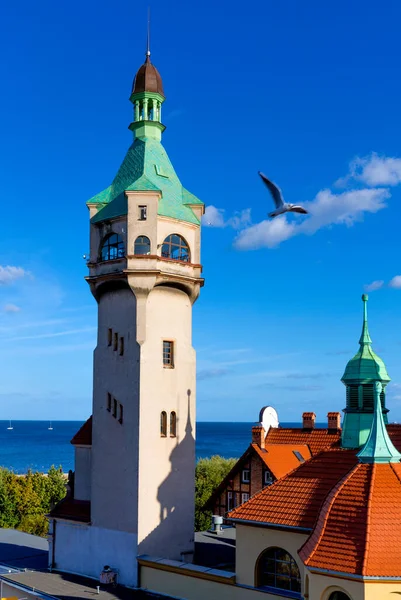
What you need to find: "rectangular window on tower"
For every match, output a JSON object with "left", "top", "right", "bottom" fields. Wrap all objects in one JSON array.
[
  {"left": 119, "top": 336, "right": 124, "bottom": 356},
  {"left": 113, "top": 332, "right": 118, "bottom": 351},
  {"left": 163, "top": 341, "right": 174, "bottom": 368},
  {"left": 138, "top": 205, "right": 147, "bottom": 221},
  {"left": 119, "top": 403, "right": 123, "bottom": 424},
  {"left": 108, "top": 328, "right": 112, "bottom": 346},
  {"left": 113, "top": 398, "right": 117, "bottom": 418}
]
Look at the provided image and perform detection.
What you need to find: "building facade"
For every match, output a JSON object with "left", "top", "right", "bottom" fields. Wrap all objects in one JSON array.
[{"left": 49, "top": 48, "right": 204, "bottom": 587}]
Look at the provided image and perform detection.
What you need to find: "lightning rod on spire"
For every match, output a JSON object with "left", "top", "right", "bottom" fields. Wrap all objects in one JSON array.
[{"left": 146, "top": 7, "right": 151, "bottom": 60}]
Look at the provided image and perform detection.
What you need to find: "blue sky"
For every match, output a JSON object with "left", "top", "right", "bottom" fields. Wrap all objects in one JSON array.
[{"left": 1, "top": 0, "right": 401, "bottom": 422}]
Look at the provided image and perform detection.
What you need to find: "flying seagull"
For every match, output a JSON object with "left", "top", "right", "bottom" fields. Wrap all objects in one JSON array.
[{"left": 259, "top": 172, "right": 308, "bottom": 218}]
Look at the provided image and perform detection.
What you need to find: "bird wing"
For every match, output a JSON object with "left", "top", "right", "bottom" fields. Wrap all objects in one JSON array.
[
  {"left": 289, "top": 206, "right": 308, "bottom": 214},
  {"left": 258, "top": 172, "right": 284, "bottom": 209}
]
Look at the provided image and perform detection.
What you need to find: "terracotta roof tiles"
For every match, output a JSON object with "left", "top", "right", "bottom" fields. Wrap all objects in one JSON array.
[
  {"left": 252, "top": 443, "right": 311, "bottom": 480},
  {"left": 264, "top": 427, "right": 341, "bottom": 456},
  {"left": 229, "top": 449, "right": 358, "bottom": 529},
  {"left": 70, "top": 417, "right": 92, "bottom": 446}
]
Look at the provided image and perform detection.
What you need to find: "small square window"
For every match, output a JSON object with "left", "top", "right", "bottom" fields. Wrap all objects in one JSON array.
[
  {"left": 119, "top": 337, "right": 124, "bottom": 356},
  {"left": 108, "top": 328, "right": 112, "bottom": 346},
  {"left": 264, "top": 470, "right": 273, "bottom": 485},
  {"left": 163, "top": 341, "right": 174, "bottom": 368},
  {"left": 113, "top": 332, "right": 118, "bottom": 351},
  {"left": 241, "top": 493, "right": 249, "bottom": 504},
  {"left": 138, "top": 205, "right": 147, "bottom": 221},
  {"left": 119, "top": 403, "right": 123, "bottom": 424},
  {"left": 242, "top": 469, "right": 250, "bottom": 483},
  {"left": 107, "top": 393, "right": 112, "bottom": 412},
  {"left": 113, "top": 398, "right": 117, "bottom": 418}
]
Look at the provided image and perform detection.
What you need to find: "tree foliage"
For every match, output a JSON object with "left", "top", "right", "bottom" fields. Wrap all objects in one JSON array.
[
  {"left": 0, "top": 466, "right": 66, "bottom": 537},
  {"left": 195, "top": 455, "right": 236, "bottom": 532}
]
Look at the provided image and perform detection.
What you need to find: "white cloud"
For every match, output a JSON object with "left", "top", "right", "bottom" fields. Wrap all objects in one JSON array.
[
  {"left": 234, "top": 187, "right": 389, "bottom": 250},
  {"left": 203, "top": 206, "right": 251, "bottom": 229},
  {"left": 234, "top": 216, "right": 295, "bottom": 249},
  {"left": 364, "top": 280, "right": 384, "bottom": 292},
  {"left": 342, "top": 153, "right": 401, "bottom": 187},
  {"left": 389, "top": 275, "right": 401, "bottom": 289},
  {"left": 3, "top": 304, "right": 21, "bottom": 313},
  {"left": 0, "top": 266, "right": 29, "bottom": 285}
]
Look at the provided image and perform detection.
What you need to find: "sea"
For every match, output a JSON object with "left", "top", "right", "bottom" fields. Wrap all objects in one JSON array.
[{"left": 0, "top": 420, "right": 308, "bottom": 474}]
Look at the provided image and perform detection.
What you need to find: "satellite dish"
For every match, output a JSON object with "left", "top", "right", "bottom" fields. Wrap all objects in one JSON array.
[{"left": 259, "top": 406, "right": 279, "bottom": 433}]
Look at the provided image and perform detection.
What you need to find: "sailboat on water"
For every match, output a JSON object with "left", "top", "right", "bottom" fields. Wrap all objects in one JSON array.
[
  {"left": 48, "top": 421, "right": 53, "bottom": 431},
  {"left": 7, "top": 420, "right": 13, "bottom": 430}
]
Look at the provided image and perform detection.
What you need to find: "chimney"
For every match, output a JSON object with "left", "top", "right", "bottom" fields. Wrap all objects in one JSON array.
[
  {"left": 302, "top": 412, "right": 316, "bottom": 430},
  {"left": 327, "top": 412, "right": 341, "bottom": 431},
  {"left": 252, "top": 425, "right": 266, "bottom": 449}
]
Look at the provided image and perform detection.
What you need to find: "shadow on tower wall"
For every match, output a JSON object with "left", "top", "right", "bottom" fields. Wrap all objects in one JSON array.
[{"left": 137, "top": 390, "right": 195, "bottom": 561}]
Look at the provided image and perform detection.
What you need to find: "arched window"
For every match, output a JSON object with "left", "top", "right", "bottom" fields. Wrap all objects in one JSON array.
[
  {"left": 134, "top": 235, "right": 151, "bottom": 255},
  {"left": 170, "top": 412, "right": 177, "bottom": 437},
  {"left": 161, "top": 234, "right": 190, "bottom": 262},
  {"left": 328, "top": 593, "right": 351, "bottom": 600},
  {"left": 256, "top": 547, "right": 301, "bottom": 594},
  {"left": 100, "top": 233, "right": 125, "bottom": 262},
  {"left": 160, "top": 412, "right": 167, "bottom": 437}
]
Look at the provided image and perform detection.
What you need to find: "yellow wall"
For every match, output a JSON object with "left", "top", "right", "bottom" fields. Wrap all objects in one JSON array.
[
  {"left": 235, "top": 523, "right": 308, "bottom": 589},
  {"left": 141, "top": 565, "right": 281, "bottom": 600},
  {"left": 365, "top": 581, "right": 401, "bottom": 599}
]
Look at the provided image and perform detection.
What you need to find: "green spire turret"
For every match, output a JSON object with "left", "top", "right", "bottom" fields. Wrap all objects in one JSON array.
[
  {"left": 357, "top": 382, "right": 401, "bottom": 463},
  {"left": 341, "top": 295, "right": 390, "bottom": 449}
]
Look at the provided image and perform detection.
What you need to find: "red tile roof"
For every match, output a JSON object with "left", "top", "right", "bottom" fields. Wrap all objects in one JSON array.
[
  {"left": 252, "top": 443, "right": 311, "bottom": 480},
  {"left": 71, "top": 417, "right": 92, "bottom": 446},
  {"left": 265, "top": 427, "right": 341, "bottom": 456},
  {"left": 228, "top": 449, "right": 358, "bottom": 529},
  {"left": 300, "top": 462, "right": 401, "bottom": 577},
  {"left": 49, "top": 498, "right": 91, "bottom": 523}
]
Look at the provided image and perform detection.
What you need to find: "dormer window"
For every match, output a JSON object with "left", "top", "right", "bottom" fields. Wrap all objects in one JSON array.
[
  {"left": 100, "top": 233, "right": 125, "bottom": 262},
  {"left": 155, "top": 164, "right": 169, "bottom": 178},
  {"left": 161, "top": 234, "right": 190, "bottom": 263}
]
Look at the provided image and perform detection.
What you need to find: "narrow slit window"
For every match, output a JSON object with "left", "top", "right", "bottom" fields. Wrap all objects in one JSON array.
[
  {"left": 170, "top": 411, "right": 177, "bottom": 437},
  {"left": 119, "top": 403, "right": 123, "bottom": 424},
  {"left": 108, "top": 328, "right": 112, "bottom": 346},
  {"left": 119, "top": 337, "right": 124, "bottom": 356},
  {"left": 160, "top": 411, "right": 167, "bottom": 437},
  {"left": 138, "top": 205, "right": 147, "bottom": 221},
  {"left": 163, "top": 341, "right": 174, "bottom": 368},
  {"left": 113, "top": 332, "right": 118, "bottom": 351},
  {"left": 107, "top": 393, "right": 112, "bottom": 412},
  {"left": 113, "top": 398, "right": 117, "bottom": 418}
]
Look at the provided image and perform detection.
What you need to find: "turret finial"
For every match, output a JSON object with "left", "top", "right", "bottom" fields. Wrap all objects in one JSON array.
[{"left": 359, "top": 293, "right": 372, "bottom": 346}]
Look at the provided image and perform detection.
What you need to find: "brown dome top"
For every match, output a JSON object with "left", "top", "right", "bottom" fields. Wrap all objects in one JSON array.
[{"left": 132, "top": 55, "right": 164, "bottom": 96}]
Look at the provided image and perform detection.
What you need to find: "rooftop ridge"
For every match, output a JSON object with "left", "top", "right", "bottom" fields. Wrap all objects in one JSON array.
[
  {"left": 361, "top": 463, "right": 375, "bottom": 575},
  {"left": 300, "top": 462, "right": 362, "bottom": 566}
]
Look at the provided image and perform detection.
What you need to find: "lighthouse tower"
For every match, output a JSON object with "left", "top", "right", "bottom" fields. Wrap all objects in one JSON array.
[{"left": 49, "top": 47, "right": 204, "bottom": 587}]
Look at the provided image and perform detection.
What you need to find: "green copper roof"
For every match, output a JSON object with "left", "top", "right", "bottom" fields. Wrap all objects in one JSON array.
[
  {"left": 357, "top": 382, "right": 401, "bottom": 463},
  {"left": 341, "top": 294, "right": 390, "bottom": 384},
  {"left": 89, "top": 137, "right": 202, "bottom": 225}
]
